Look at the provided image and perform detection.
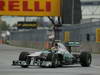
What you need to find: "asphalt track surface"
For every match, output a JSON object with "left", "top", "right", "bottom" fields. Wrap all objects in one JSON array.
[{"left": 0, "top": 44, "right": 100, "bottom": 75}]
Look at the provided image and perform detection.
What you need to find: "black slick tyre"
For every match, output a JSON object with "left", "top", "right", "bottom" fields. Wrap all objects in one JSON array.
[
  {"left": 19, "top": 51, "right": 30, "bottom": 68},
  {"left": 51, "top": 54, "right": 58, "bottom": 68},
  {"left": 80, "top": 52, "right": 92, "bottom": 67}
]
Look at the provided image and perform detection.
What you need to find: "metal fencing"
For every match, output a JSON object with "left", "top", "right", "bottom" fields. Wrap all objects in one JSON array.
[{"left": 6, "top": 22, "right": 100, "bottom": 52}]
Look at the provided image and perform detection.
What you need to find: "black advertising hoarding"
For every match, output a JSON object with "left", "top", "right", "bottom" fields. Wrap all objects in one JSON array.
[
  {"left": 81, "top": 1, "right": 100, "bottom": 6},
  {"left": 17, "top": 21, "right": 38, "bottom": 29},
  {"left": 62, "top": 0, "right": 82, "bottom": 24}
]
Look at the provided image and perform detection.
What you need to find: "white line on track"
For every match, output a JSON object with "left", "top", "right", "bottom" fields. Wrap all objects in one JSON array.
[{"left": 91, "top": 65, "right": 100, "bottom": 69}]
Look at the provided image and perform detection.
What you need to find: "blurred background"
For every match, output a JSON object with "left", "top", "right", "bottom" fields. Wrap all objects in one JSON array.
[{"left": 0, "top": 0, "right": 100, "bottom": 53}]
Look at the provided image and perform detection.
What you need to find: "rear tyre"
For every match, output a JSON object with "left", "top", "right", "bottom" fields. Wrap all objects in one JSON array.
[
  {"left": 19, "top": 51, "right": 31, "bottom": 68},
  {"left": 80, "top": 52, "right": 92, "bottom": 67}
]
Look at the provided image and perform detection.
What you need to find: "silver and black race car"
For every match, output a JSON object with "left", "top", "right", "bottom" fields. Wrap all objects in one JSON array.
[{"left": 12, "top": 43, "right": 92, "bottom": 68}]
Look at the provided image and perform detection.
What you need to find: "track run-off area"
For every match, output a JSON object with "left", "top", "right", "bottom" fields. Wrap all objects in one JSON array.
[{"left": 0, "top": 44, "right": 100, "bottom": 75}]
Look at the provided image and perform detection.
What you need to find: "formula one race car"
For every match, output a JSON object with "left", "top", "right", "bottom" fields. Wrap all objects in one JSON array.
[{"left": 12, "top": 43, "right": 92, "bottom": 68}]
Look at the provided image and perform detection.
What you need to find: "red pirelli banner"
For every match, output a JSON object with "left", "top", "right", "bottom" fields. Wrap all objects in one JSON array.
[{"left": 0, "top": 0, "right": 61, "bottom": 16}]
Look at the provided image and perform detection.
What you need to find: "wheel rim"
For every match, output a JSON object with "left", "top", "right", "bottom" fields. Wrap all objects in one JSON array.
[
  {"left": 88, "top": 56, "right": 91, "bottom": 64},
  {"left": 55, "top": 58, "right": 58, "bottom": 65},
  {"left": 51, "top": 54, "right": 58, "bottom": 67}
]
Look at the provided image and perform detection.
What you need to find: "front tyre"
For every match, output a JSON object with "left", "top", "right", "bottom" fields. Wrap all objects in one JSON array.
[
  {"left": 19, "top": 51, "right": 31, "bottom": 68},
  {"left": 51, "top": 54, "right": 58, "bottom": 68},
  {"left": 80, "top": 52, "right": 92, "bottom": 67}
]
